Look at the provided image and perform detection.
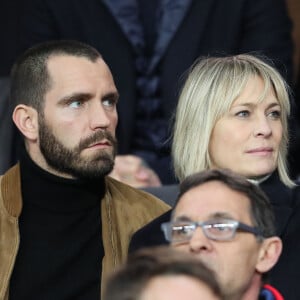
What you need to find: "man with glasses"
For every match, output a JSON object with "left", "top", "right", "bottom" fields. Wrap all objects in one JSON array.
[{"left": 161, "top": 169, "right": 283, "bottom": 300}]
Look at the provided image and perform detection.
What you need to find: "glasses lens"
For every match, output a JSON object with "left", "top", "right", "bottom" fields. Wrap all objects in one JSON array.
[
  {"left": 171, "top": 222, "right": 195, "bottom": 243},
  {"left": 204, "top": 221, "right": 237, "bottom": 240}
]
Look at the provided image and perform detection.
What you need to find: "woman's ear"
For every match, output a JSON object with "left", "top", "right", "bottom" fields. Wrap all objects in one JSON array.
[
  {"left": 13, "top": 104, "right": 39, "bottom": 141},
  {"left": 255, "top": 237, "right": 283, "bottom": 274}
]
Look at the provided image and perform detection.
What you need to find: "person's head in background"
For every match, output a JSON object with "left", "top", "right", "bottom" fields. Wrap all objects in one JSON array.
[
  {"left": 103, "top": 246, "right": 223, "bottom": 300},
  {"left": 172, "top": 54, "right": 293, "bottom": 186},
  {"left": 161, "top": 169, "right": 282, "bottom": 300},
  {"left": 10, "top": 40, "right": 119, "bottom": 180}
]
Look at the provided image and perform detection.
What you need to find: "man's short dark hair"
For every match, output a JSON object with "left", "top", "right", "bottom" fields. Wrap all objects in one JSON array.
[
  {"left": 10, "top": 40, "right": 101, "bottom": 112},
  {"left": 176, "top": 169, "right": 276, "bottom": 239},
  {"left": 103, "top": 246, "right": 222, "bottom": 300}
]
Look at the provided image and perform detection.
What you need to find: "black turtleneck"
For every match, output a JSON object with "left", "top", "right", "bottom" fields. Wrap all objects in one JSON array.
[{"left": 9, "top": 150, "right": 105, "bottom": 300}]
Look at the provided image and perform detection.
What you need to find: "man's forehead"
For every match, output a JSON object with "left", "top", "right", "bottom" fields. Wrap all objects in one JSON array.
[
  {"left": 46, "top": 54, "right": 103, "bottom": 73},
  {"left": 47, "top": 52, "right": 100, "bottom": 62},
  {"left": 45, "top": 54, "right": 116, "bottom": 93},
  {"left": 173, "top": 212, "right": 238, "bottom": 222},
  {"left": 174, "top": 181, "right": 251, "bottom": 220}
]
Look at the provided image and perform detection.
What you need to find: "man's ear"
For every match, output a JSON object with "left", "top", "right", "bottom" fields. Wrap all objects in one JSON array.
[
  {"left": 256, "top": 237, "right": 283, "bottom": 273},
  {"left": 13, "top": 104, "right": 39, "bottom": 141}
]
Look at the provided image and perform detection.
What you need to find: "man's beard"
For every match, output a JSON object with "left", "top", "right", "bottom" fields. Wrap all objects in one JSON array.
[{"left": 38, "top": 117, "right": 117, "bottom": 180}]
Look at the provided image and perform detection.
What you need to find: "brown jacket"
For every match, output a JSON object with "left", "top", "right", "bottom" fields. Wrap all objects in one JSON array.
[{"left": 0, "top": 164, "right": 170, "bottom": 299}]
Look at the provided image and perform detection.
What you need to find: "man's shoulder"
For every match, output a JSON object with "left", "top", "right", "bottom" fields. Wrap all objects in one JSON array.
[
  {"left": 105, "top": 176, "right": 171, "bottom": 209},
  {"left": 0, "top": 163, "right": 22, "bottom": 218},
  {"left": 104, "top": 177, "right": 171, "bottom": 241}
]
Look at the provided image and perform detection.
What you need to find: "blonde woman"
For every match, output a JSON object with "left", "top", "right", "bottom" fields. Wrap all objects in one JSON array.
[{"left": 130, "top": 55, "right": 300, "bottom": 299}]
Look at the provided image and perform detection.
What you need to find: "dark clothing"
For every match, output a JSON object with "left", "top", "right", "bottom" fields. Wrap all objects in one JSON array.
[
  {"left": 9, "top": 150, "right": 103, "bottom": 299},
  {"left": 19, "top": 0, "right": 293, "bottom": 183},
  {"left": 101, "top": 1, "right": 190, "bottom": 163},
  {"left": 130, "top": 173, "right": 300, "bottom": 300},
  {"left": 0, "top": 157, "right": 170, "bottom": 299},
  {"left": 275, "top": 181, "right": 300, "bottom": 300}
]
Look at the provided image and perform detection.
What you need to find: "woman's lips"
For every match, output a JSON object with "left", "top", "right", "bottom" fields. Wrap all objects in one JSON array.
[{"left": 246, "top": 147, "right": 273, "bottom": 155}]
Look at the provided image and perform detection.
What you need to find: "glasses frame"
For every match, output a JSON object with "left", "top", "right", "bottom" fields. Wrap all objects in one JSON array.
[{"left": 161, "top": 219, "right": 263, "bottom": 244}]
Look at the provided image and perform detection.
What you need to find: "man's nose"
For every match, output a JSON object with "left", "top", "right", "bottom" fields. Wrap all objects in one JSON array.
[
  {"left": 188, "top": 227, "right": 213, "bottom": 253},
  {"left": 88, "top": 102, "right": 111, "bottom": 130}
]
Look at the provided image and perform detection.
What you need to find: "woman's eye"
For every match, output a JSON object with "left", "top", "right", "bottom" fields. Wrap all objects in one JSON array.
[
  {"left": 236, "top": 110, "right": 250, "bottom": 117},
  {"left": 268, "top": 110, "right": 281, "bottom": 119}
]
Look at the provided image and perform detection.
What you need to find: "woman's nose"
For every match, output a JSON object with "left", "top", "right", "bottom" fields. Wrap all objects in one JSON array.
[{"left": 253, "top": 116, "right": 272, "bottom": 137}]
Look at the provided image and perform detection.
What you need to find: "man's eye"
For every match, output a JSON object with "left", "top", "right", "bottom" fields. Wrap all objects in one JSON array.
[
  {"left": 207, "top": 223, "right": 233, "bottom": 234},
  {"left": 213, "top": 224, "right": 231, "bottom": 231},
  {"left": 173, "top": 225, "right": 194, "bottom": 236},
  {"left": 69, "top": 101, "right": 83, "bottom": 108},
  {"left": 102, "top": 98, "right": 116, "bottom": 108}
]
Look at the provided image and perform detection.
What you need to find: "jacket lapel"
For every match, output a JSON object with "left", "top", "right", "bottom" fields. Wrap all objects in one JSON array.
[
  {"left": 149, "top": 0, "right": 193, "bottom": 72},
  {"left": 101, "top": 0, "right": 216, "bottom": 72},
  {"left": 150, "top": 0, "right": 217, "bottom": 72},
  {"left": 0, "top": 165, "right": 22, "bottom": 300}
]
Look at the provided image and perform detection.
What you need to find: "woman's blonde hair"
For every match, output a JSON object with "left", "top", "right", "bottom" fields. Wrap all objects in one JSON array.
[{"left": 172, "top": 54, "right": 293, "bottom": 187}]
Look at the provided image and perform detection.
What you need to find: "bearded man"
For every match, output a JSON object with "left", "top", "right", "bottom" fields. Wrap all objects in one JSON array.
[{"left": 0, "top": 40, "right": 169, "bottom": 300}]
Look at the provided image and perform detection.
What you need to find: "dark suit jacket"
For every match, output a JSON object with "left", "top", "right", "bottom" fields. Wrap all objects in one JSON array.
[
  {"left": 130, "top": 173, "right": 300, "bottom": 300},
  {"left": 19, "top": 0, "right": 293, "bottom": 156}
]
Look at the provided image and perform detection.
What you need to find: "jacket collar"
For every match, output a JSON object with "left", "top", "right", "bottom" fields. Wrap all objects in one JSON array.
[
  {"left": 1, "top": 164, "right": 22, "bottom": 217},
  {"left": 102, "top": 0, "right": 194, "bottom": 72}
]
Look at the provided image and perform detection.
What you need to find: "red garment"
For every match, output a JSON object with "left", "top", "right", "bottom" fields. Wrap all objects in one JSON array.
[{"left": 263, "top": 284, "right": 284, "bottom": 300}]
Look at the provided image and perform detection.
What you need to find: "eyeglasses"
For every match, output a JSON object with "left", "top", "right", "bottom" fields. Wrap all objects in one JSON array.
[{"left": 161, "top": 219, "right": 263, "bottom": 244}]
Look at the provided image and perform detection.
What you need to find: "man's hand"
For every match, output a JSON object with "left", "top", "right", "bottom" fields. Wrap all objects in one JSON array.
[{"left": 109, "top": 155, "right": 162, "bottom": 188}]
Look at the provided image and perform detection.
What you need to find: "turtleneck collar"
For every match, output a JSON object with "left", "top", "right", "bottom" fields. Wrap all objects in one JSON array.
[
  {"left": 247, "top": 174, "right": 272, "bottom": 186},
  {"left": 20, "top": 148, "right": 105, "bottom": 213}
]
